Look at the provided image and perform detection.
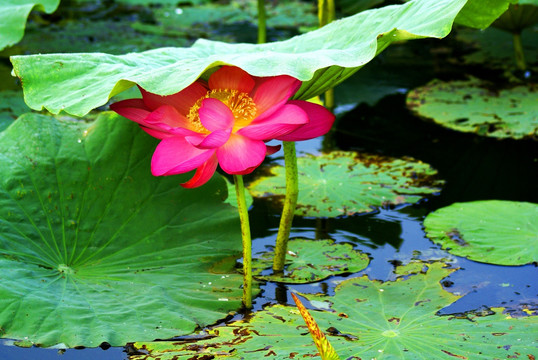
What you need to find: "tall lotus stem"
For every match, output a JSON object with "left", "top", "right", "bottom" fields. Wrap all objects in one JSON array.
[
  {"left": 319, "top": 0, "right": 336, "bottom": 113},
  {"left": 273, "top": 141, "right": 299, "bottom": 273},
  {"left": 318, "top": 0, "right": 335, "bottom": 27},
  {"left": 513, "top": 32, "right": 526, "bottom": 71},
  {"left": 257, "top": 0, "right": 267, "bottom": 44},
  {"left": 233, "top": 175, "right": 252, "bottom": 309}
]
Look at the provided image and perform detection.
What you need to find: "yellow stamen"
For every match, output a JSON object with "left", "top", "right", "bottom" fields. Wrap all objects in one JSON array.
[{"left": 186, "top": 89, "right": 257, "bottom": 133}]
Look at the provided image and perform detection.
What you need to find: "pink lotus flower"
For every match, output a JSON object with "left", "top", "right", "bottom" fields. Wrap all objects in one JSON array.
[{"left": 110, "top": 66, "right": 334, "bottom": 188}]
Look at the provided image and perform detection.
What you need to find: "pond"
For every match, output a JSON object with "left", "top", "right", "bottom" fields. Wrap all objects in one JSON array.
[{"left": 0, "top": 0, "right": 537, "bottom": 359}]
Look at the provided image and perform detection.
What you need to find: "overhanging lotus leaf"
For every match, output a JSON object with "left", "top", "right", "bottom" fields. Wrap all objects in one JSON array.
[
  {"left": 0, "top": 0, "right": 60, "bottom": 51},
  {"left": 10, "top": 0, "right": 505, "bottom": 117},
  {"left": 0, "top": 113, "right": 249, "bottom": 347},
  {"left": 248, "top": 151, "right": 443, "bottom": 217},
  {"left": 407, "top": 78, "right": 538, "bottom": 139},
  {"left": 252, "top": 239, "right": 369, "bottom": 283},
  {"left": 423, "top": 200, "right": 538, "bottom": 265},
  {"left": 131, "top": 262, "right": 538, "bottom": 359},
  {"left": 455, "top": 0, "right": 514, "bottom": 29}
]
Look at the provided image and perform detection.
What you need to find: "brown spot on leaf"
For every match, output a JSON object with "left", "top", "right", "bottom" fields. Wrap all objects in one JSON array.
[
  {"left": 447, "top": 229, "right": 469, "bottom": 247},
  {"left": 441, "top": 349, "right": 467, "bottom": 359},
  {"left": 414, "top": 299, "right": 431, "bottom": 306}
]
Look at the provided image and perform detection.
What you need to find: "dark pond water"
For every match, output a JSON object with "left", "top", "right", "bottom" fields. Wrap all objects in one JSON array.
[{"left": 1, "top": 2, "right": 537, "bottom": 359}]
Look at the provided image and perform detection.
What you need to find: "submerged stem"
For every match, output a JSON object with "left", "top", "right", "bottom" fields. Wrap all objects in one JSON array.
[
  {"left": 273, "top": 141, "right": 299, "bottom": 273},
  {"left": 257, "top": 0, "right": 267, "bottom": 44},
  {"left": 233, "top": 175, "right": 252, "bottom": 309},
  {"left": 513, "top": 32, "right": 526, "bottom": 71}
]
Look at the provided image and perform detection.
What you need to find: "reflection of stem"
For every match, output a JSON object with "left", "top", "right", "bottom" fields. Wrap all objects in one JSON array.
[
  {"left": 273, "top": 141, "right": 298, "bottom": 273},
  {"left": 513, "top": 32, "right": 526, "bottom": 71},
  {"left": 233, "top": 175, "right": 252, "bottom": 309},
  {"left": 257, "top": 0, "right": 266, "bottom": 44},
  {"left": 315, "top": 218, "right": 330, "bottom": 240}
]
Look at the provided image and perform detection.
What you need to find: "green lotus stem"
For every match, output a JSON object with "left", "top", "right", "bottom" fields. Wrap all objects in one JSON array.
[
  {"left": 257, "top": 0, "right": 267, "bottom": 44},
  {"left": 318, "top": 0, "right": 335, "bottom": 27},
  {"left": 325, "top": 88, "right": 335, "bottom": 112},
  {"left": 513, "top": 32, "right": 526, "bottom": 71},
  {"left": 233, "top": 174, "right": 252, "bottom": 309},
  {"left": 319, "top": 0, "right": 335, "bottom": 112},
  {"left": 273, "top": 141, "right": 299, "bottom": 273}
]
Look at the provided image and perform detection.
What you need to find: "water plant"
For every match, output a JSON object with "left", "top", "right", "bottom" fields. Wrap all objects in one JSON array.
[{"left": 0, "top": 0, "right": 536, "bottom": 357}]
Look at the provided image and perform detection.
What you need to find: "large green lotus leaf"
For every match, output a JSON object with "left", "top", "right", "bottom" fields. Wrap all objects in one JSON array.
[
  {"left": 455, "top": 0, "right": 515, "bottom": 29},
  {"left": 131, "top": 262, "right": 538, "bottom": 359},
  {"left": 0, "top": 112, "right": 249, "bottom": 348},
  {"left": 10, "top": 0, "right": 488, "bottom": 117},
  {"left": 423, "top": 200, "right": 538, "bottom": 266},
  {"left": 407, "top": 78, "right": 538, "bottom": 139},
  {"left": 248, "top": 152, "right": 443, "bottom": 218},
  {"left": 0, "top": 0, "right": 60, "bottom": 51},
  {"left": 252, "top": 239, "right": 369, "bottom": 283}
]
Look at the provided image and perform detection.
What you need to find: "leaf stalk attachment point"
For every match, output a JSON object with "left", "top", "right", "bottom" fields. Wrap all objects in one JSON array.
[{"left": 233, "top": 174, "right": 252, "bottom": 309}]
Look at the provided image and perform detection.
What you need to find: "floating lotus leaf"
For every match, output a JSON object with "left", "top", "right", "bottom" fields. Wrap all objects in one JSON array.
[
  {"left": 131, "top": 262, "right": 538, "bottom": 359},
  {"left": 407, "top": 78, "right": 538, "bottom": 139},
  {"left": 423, "top": 200, "right": 538, "bottom": 266},
  {"left": 0, "top": 0, "right": 60, "bottom": 51},
  {"left": 252, "top": 239, "right": 369, "bottom": 283},
  {"left": 10, "top": 0, "right": 501, "bottom": 116},
  {"left": 248, "top": 151, "right": 443, "bottom": 218},
  {"left": 0, "top": 113, "right": 249, "bottom": 348}
]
